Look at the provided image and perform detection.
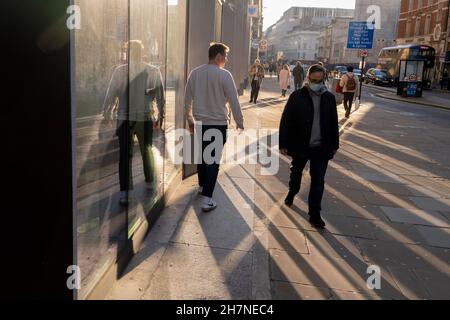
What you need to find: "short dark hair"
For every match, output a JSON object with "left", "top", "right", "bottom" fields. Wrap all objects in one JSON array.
[
  {"left": 307, "top": 64, "right": 326, "bottom": 77},
  {"left": 208, "top": 42, "right": 230, "bottom": 60},
  {"left": 347, "top": 66, "right": 354, "bottom": 72}
]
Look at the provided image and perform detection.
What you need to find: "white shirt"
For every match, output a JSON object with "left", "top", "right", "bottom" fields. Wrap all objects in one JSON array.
[{"left": 184, "top": 64, "right": 244, "bottom": 129}]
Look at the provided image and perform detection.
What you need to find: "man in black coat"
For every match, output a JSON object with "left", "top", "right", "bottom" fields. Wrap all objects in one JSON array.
[
  {"left": 292, "top": 61, "right": 305, "bottom": 90},
  {"left": 279, "top": 64, "right": 339, "bottom": 229}
]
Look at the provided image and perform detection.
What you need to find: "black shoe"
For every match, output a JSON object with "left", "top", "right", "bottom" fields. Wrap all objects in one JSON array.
[
  {"left": 284, "top": 193, "right": 294, "bottom": 207},
  {"left": 249, "top": 99, "right": 253, "bottom": 103},
  {"left": 309, "top": 215, "right": 326, "bottom": 229},
  {"left": 254, "top": 100, "right": 257, "bottom": 104}
]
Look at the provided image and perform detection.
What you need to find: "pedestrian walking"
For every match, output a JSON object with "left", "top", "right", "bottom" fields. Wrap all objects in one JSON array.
[
  {"left": 279, "top": 64, "right": 291, "bottom": 97},
  {"left": 248, "top": 59, "right": 265, "bottom": 104},
  {"left": 340, "top": 66, "right": 359, "bottom": 118},
  {"left": 276, "top": 62, "right": 282, "bottom": 82},
  {"left": 269, "top": 61, "right": 276, "bottom": 77},
  {"left": 441, "top": 69, "right": 449, "bottom": 90},
  {"left": 184, "top": 42, "right": 244, "bottom": 213},
  {"left": 102, "top": 40, "right": 165, "bottom": 205},
  {"left": 292, "top": 61, "right": 305, "bottom": 90},
  {"left": 279, "top": 64, "right": 339, "bottom": 229}
]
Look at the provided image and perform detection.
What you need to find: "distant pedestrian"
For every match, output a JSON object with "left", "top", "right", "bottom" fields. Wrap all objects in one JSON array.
[
  {"left": 441, "top": 69, "right": 449, "bottom": 90},
  {"left": 279, "top": 64, "right": 291, "bottom": 97},
  {"left": 292, "top": 61, "right": 305, "bottom": 90},
  {"left": 184, "top": 42, "right": 244, "bottom": 212},
  {"left": 269, "top": 61, "right": 276, "bottom": 77},
  {"left": 279, "top": 64, "right": 339, "bottom": 229},
  {"left": 248, "top": 59, "right": 265, "bottom": 104},
  {"left": 276, "top": 62, "right": 282, "bottom": 82},
  {"left": 340, "top": 66, "right": 359, "bottom": 118}
]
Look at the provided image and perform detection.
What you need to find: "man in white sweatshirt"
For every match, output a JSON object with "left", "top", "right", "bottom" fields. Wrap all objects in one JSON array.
[{"left": 184, "top": 42, "right": 244, "bottom": 212}]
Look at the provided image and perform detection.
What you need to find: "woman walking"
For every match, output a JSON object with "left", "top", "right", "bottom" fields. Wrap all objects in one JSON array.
[{"left": 279, "top": 64, "right": 291, "bottom": 97}]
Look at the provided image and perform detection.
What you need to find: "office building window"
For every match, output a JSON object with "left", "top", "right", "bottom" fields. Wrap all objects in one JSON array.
[
  {"left": 425, "top": 15, "right": 431, "bottom": 34},
  {"left": 415, "top": 17, "right": 421, "bottom": 36}
]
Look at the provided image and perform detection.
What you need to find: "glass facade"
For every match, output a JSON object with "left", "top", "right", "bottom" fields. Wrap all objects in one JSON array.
[{"left": 74, "top": 0, "right": 187, "bottom": 298}]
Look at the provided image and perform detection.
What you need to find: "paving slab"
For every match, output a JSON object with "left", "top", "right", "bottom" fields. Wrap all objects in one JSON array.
[
  {"left": 272, "top": 281, "right": 332, "bottom": 300},
  {"left": 142, "top": 243, "right": 253, "bottom": 300},
  {"left": 267, "top": 226, "right": 309, "bottom": 254},
  {"left": 414, "top": 225, "right": 450, "bottom": 248},
  {"left": 408, "top": 196, "right": 450, "bottom": 213},
  {"left": 304, "top": 231, "right": 365, "bottom": 262},
  {"left": 386, "top": 266, "right": 432, "bottom": 300},
  {"left": 323, "top": 215, "right": 378, "bottom": 239},
  {"left": 270, "top": 249, "right": 369, "bottom": 293},
  {"left": 372, "top": 220, "right": 428, "bottom": 245},
  {"left": 381, "top": 207, "right": 450, "bottom": 228}
]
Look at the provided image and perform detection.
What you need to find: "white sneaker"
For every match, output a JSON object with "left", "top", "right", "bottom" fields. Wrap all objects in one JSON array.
[
  {"left": 202, "top": 200, "right": 217, "bottom": 212},
  {"left": 119, "top": 191, "right": 128, "bottom": 205}
]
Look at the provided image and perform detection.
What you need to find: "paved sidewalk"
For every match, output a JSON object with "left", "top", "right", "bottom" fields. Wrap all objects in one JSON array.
[
  {"left": 107, "top": 78, "right": 450, "bottom": 300},
  {"left": 363, "top": 83, "right": 450, "bottom": 110}
]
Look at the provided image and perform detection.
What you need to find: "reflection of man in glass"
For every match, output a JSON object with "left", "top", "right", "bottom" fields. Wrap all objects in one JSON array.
[{"left": 103, "top": 40, "right": 165, "bottom": 205}]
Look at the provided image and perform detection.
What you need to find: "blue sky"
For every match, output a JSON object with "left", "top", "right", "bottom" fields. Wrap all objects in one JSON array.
[{"left": 263, "top": 0, "right": 356, "bottom": 31}]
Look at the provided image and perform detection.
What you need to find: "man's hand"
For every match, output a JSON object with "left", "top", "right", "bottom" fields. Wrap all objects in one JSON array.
[{"left": 280, "top": 148, "right": 288, "bottom": 156}]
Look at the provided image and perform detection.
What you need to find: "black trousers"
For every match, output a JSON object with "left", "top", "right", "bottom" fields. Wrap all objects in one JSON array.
[
  {"left": 198, "top": 125, "right": 228, "bottom": 198},
  {"left": 250, "top": 80, "right": 260, "bottom": 102},
  {"left": 343, "top": 92, "right": 355, "bottom": 116},
  {"left": 288, "top": 147, "right": 329, "bottom": 217},
  {"left": 116, "top": 120, "right": 155, "bottom": 192},
  {"left": 294, "top": 80, "right": 302, "bottom": 90}
]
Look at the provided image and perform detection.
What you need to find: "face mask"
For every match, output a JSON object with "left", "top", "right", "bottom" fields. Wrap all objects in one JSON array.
[{"left": 308, "top": 83, "right": 324, "bottom": 92}]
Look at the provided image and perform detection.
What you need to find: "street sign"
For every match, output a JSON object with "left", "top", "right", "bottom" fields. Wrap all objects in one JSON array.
[
  {"left": 248, "top": 5, "right": 259, "bottom": 18},
  {"left": 359, "top": 49, "right": 369, "bottom": 57},
  {"left": 347, "top": 21, "right": 375, "bottom": 49},
  {"left": 409, "top": 73, "right": 417, "bottom": 81},
  {"left": 259, "top": 39, "right": 268, "bottom": 52}
]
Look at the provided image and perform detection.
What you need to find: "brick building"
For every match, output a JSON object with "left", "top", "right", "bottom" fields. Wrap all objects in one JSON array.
[{"left": 397, "top": 0, "right": 449, "bottom": 85}]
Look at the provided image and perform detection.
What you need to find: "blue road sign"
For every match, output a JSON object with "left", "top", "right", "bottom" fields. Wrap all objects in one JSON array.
[{"left": 347, "top": 21, "right": 375, "bottom": 49}]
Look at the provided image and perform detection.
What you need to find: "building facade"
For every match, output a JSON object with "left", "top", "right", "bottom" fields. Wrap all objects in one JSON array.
[
  {"left": 397, "top": 0, "right": 450, "bottom": 84},
  {"left": 350, "top": 0, "right": 402, "bottom": 64},
  {"left": 265, "top": 6, "right": 354, "bottom": 62},
  {"left": 249, "top": 0, "right": 264, "bottom": 63},
  {"left": 318, "top": 17, "right": 355, "bottom": 64}
]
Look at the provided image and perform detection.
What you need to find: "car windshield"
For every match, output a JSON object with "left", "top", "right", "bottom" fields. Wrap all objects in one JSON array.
[{"left": 375, "top": 70, "right": 388, "bottom": 76}]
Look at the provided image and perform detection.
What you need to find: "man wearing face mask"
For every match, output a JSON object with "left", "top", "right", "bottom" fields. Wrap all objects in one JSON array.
[{"left": 279, "top": 64, "right": 339, "bottom": 229}]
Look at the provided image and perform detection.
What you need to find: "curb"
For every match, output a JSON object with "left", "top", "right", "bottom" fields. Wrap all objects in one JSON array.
[{"left": 374, "top": 93, "right": 450, "bottom": 111}]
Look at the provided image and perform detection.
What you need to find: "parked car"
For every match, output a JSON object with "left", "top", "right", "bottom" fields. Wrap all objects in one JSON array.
[
  {"left": 353, "top": 68, "right": 362, "bottom": 80},
  {"left": 365, "top": 68, "right": 394, "bottom": 87}
]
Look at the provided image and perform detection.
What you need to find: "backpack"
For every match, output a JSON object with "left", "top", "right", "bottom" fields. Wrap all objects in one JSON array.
[{"left": 346, "top": 75, "right": 356, "bottom": 91}]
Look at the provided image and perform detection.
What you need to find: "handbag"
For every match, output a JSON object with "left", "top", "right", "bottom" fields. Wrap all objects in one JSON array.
[{"left": 335, "top": 82, "right": 343, "bottom": 93}]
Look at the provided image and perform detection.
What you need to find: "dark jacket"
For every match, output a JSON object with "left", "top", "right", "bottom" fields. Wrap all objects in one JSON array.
[
  {"left": 279, "top": 86, "right": 339, "bottom": 159},
  {"left": 292, "top": 65, "right": 305, "bottom": 84}
]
